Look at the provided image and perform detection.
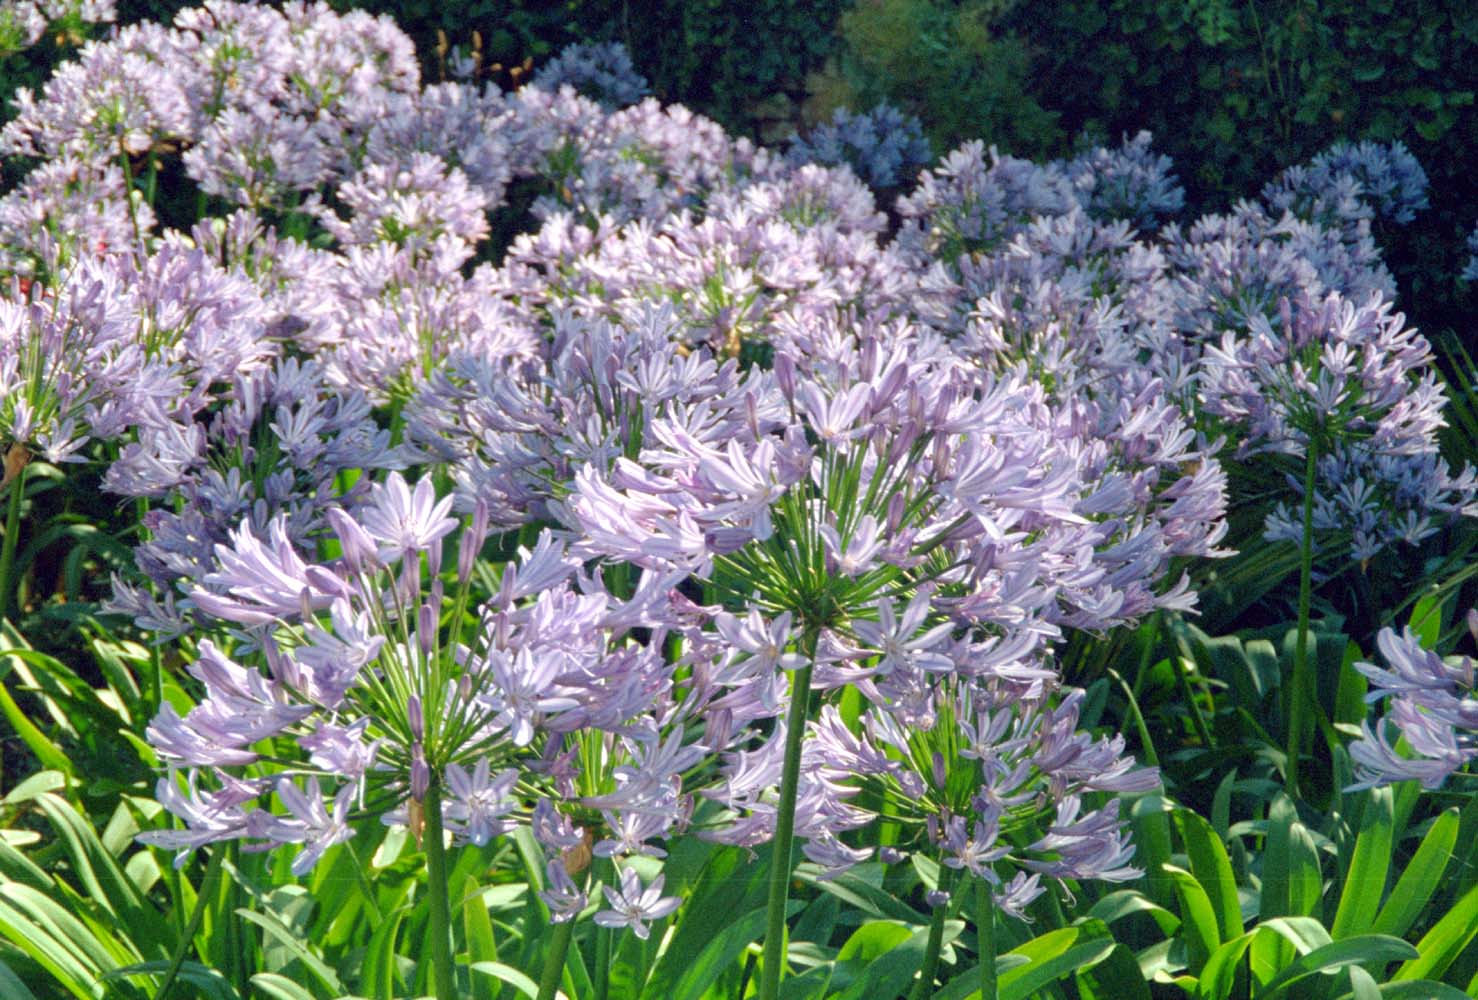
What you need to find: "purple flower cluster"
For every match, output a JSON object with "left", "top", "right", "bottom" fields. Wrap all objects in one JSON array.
[
  {"left": 786, "top": 104, "right": 932, "bottom": 191},
  {"left": 531, "top": 40, "right": 650, "bottom": 109},
  {"left": 1263, "top": 139, "right": 1429, "bottom": 229},
  {"left": 0, "top": 0, "right": 114, "bottom": 54},
  {"left": 1200, "top": 291, "right": 1475, "bottom": 561},
  {"left": 1350, "top": 610, "right": 1478, "bottom": 789},
  {"left": 1064, "top": 131, "right": 1185, "bottom": 229},
  {"left": 4, "top": 1, "right": 1467, "bottom": 941}
]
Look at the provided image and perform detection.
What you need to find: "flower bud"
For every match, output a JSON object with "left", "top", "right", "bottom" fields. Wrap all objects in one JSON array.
[
  {"left": 418, "top": 603, "right": 436, "bottom": 655},
  {"left": 407, "top": 695, "right": 424, "bottom": 742},
  {"left": 410, "top": 743, "right": 429, "bottom": 802},
  {"left": 326, "top": 507, "right": 378, "bottom": 574}
]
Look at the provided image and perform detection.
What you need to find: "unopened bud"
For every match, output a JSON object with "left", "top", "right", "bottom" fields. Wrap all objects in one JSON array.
[
  {"left": 419, "top": 603, "right": 436, "bottom": 655},
  {"left": 407, "top": 695, "right": 424, "bottom": 742},
  {"left": 410, "top": 743, "right": 429, "bottom": 802},
  {"left": 774, "top": 352, "right": 796, "bottom": 400},
  {"left": 457, "top": 527, "right": 479, "bottom": 586}
]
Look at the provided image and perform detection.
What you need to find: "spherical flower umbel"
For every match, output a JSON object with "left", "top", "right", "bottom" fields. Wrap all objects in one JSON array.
[{"left": 138, "top": 473, "right": 668, "bottom": 875}]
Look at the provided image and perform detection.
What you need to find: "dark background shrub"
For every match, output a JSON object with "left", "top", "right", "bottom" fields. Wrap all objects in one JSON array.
[{"left": 10, "top": 0, "right": 1476, "bottom": 339}]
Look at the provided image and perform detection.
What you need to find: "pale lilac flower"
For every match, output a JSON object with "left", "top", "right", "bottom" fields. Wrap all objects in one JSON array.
[
  {"left": 1350, "top": 614, "right": 1478, "bottom": 790},
  {"left": 444, "top": 759, "right": 519, "bottom": 846},
  {"left": 262, "top": 779, "right": 357, "bottom": 876},
  {"left": 594, "top": 868, "right": 681, "bottom": 940},
  {"left": 541, "top": 859, "right": 588, "bottom": 923},
  {"left": 851, "top": 594, "right": 954, "bottom": 676},
  {"left": 359, "top": 472, "right": 457, "bottom": 561},
  {"left": 940, "top": 812, "right": 1011, "bottom": 880},
  {"left": 1064, "top": 131, "right": 1183, "bottom": 228},
  {"left": 714, "top": 609, "right": 806, "bottom": 672}
]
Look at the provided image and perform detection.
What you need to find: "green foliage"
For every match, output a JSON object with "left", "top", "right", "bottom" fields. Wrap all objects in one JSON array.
[
  {"left": 1122, "top": 790, "right": 1478, "bottom": 997},
  {"left": 805, "top": 0, "right": 1063, "bottom": 158}
]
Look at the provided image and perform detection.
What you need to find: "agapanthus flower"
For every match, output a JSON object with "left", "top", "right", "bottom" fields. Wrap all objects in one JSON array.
[
  {"left": 531, "top": 41, "right": 650, "bottom": 109},
  {"left": 895, "top": 141, "right": 1078, "bottom": 265},
  {"left": 1063, "top": 131, "right": 1184, "bottom": 229},
  {"left": 105, "top": 358, "right": 396, "bottom": 635},
  {"left": 594, "top": 867, "right": 680, "bottom": 940},
  {"left": 0, "top": 250, "right": 167, "bottom": 464},
  {"left": 140, "top": 472, "right": 716, "bottom": 897},
  {"left": 0, "top": 1, "right": 114, "bottom": 54},
  {"left": 786, "top": 104, "right": 932, "bottom": 191},
  {"left": 788, "top": 667, "right": 1156, "bottom": 901},
  {"left": 1350, "top": 611, "right": 1478, "bottom": 790},
  {"left": 1263, "top": 139, "right": 1429, "bottom": 229},
  {"left": 1198, "top": 289, "right": 1475, "bottom": 562}
]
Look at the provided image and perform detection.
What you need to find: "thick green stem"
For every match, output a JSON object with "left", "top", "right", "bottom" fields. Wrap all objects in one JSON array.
[
  {"left": 0, "top": 462, "right": 27, "bottom": 623},
  {"left": 758, "top": 628, "right": 820, "bottom": 1000},
  {"left": 909, "top": 869, "right": 955, "bottom": 1000},
  {"left": 423, "top": 781, "right": 458, "bottom": 1000},
  {"left": 534, "top": 917, "right": 575, "bottom": 1000},
  {"left": 1286, "top": 445, "right": 1319, "bottom": 796},
  {"left": 977, "top": 877, "right": 997, "bottom": 1000}
]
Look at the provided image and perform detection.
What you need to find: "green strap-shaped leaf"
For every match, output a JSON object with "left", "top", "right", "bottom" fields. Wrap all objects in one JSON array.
[
  {"left": 1262, "top": 794, "right": 1297, "bottom": 922},
  {"left": 834, "top": 924, "right": 931, "bottom": 1000},
  {"left": 796, "top": 867, "right": 930, "bottom": 925},
  {"left": 1348, "top": 965, "right": 1382, "bottom": 1000},
  {"left": 1000, "top": 939, "right": 1117, "bottom": 1000},
  {"left": 0, "top": 894, "right": 96, "bottom": 998},
  {"left": 1395, "top": 879, "right": 1478, "bottom": 982},
  {"left": 103, "top": 960, "right": 237, "bottom": 1000},
  {"left": 34, "top": 792, "right": 160, "bottom": 951},
  {"left": 235, "top": 907, "right": 342, "bottom": 995},
  {"left": 1197, "top": 929, "right": 1257, "bottom": 1000},
  {"left": 250, "top": 972, "right": 319, "bottom": 1000},
  {"left": 462, "top": 879, "right": 500, "bottom": 1000},
  {"left": 361, "top": 907, "right": 408, "bottom": 1000},
  {"left": 1176, "top": 811, "right": 1243, "bottom": 941},
  {"left": 1372, "top": 807, "right": 1459, "bottom": 939},
  {"left": 1260, "top": 935, "right": 1418, "bottom": 998},
  {"left": 1167, "top": 865, "right": 1221, "bottom": 974},
  {"left": 471, "top": 962, "right": 540, "bottom": 999},
  {"left": 0, "top": 959, "right": 40, "bottom": 1000},
  {"left": 1287, "top": 822, "right": 1323, "bottom": 919},
  {"left": 1344, "top": 982, "right": 1471, "bottom": 999},
  {"left": 1087, "top": 890, "right": 1180, "bottom": 934},
  {"left": 0, "top": 660, "right": 73, "bottom": 775},
  {"left": 1074, "top": 942, "right": 1150, "bottom": 1000},
  {"left": 1332, "top": 787, "right": 1394, "bottom": 939},
  {"left": 665, "top": 905, "right": 770, "bottom": 1000},
  {"left": 1131, "top": 794, "right": 1176, "bottom": 909},
  {"left": 2, "top": 770, "right": 65, "bottom": 805}
]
